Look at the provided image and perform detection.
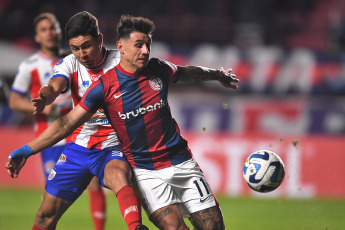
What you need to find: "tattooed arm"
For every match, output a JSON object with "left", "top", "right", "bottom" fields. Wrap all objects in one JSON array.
[{"left": 176, "top": 65, "right": 239, "bottom": 89}]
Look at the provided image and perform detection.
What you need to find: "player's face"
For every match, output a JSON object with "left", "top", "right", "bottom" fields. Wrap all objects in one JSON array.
[
  {"left": 35, "top": 18, "right": 61, "bottom": 51},
  {"left": 117, "top": 31, "right": 151, "bottom": 74},
  {"left": 69, "top": 34, "right": 103, "bottom": 68}
]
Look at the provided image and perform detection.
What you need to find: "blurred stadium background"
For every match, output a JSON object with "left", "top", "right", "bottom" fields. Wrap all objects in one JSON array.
[{"left": 1, "top": 0, "right": 345, "bottom": 229}]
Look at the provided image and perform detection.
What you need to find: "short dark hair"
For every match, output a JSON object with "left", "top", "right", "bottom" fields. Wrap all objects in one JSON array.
[
  {"left": 33, "top": 13, "right": 60, "bottom": 31},
  {"left": 65, "top": 11, "right": 99, "bottom": 41},
  {"left": 116, "top": 15, "right": 155, "bottom": 41}
]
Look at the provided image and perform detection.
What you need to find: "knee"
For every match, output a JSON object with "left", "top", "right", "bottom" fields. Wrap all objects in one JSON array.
[
  {"left": 35, "top": 207, "right": 57, "bottom": 228},
  {"left": 103, "top": 161, "right": 132, "bottom": 192}
]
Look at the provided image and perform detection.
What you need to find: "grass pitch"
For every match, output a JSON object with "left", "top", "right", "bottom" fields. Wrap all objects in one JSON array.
[{"left": 0, "top": 187, "right": 344, "bottom": 230}]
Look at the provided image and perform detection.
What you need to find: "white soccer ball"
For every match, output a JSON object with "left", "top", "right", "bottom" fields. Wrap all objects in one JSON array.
[{"left": 243, "top": 150, "right": 285, "bottom": 193}]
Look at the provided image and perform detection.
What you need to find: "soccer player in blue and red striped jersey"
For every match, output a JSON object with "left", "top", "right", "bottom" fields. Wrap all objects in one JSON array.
[{"left": 6, "top": 15, "right": 239, "bottom": 229}]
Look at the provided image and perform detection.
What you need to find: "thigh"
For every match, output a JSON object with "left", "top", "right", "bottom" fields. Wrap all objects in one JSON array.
[
  {"left": 103, "top": 159, "right": 132, "bottom": 193},
  {"left": 133, "top": 167, "right": 180, "bottom": 217},
  {"left": 171, "top": 159, "right": 218, "bottom": 217},
  {"left": 150, "top": 204, "right": 187, "bottom": 230},
  {"left": 90, "top": 145, "right": 130, "bottom": 190},
  {"left": 46, "top": 143, "right": 94, "bottom": 202},
  {"left": 189, "top": 206, "right": 225, "bottom": 230}
]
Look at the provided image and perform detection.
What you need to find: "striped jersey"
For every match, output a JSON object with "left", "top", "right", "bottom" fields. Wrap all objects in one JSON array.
[
  {"left": 52, "top": 47, "right": 120, "bottom": 149},
  {"left": 80, "top": 58, "right": 192, "bottom": 170},
  {"left": 11, "top": 51, "right": 72, "bottom": 146}
]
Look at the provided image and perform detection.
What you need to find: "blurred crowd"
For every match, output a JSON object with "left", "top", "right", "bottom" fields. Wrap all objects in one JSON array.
[
  {"left": 1, "top": 0, "right": 343, "bottom": 49},
  {"left": 1, "top": 0, "right": 345, "bottom": 126}
]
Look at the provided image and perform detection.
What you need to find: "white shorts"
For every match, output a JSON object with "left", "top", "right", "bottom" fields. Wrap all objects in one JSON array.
[{"left": 133, "top": 158, "right": 218, "bottom": 218}]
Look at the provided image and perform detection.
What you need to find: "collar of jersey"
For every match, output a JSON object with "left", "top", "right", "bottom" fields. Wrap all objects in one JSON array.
[
  {"left": 87, "top": 46, "right": 108, "bottom": 70},
  {"left": 115, "top": 63, "right": 137, "bottom": 77}
]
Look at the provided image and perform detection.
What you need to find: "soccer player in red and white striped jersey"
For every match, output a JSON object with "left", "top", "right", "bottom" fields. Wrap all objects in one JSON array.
[
  {"left": 8, "top": 12, "right": 123, "bottom": 230},
  {"left": 29, "top": 12, "right": 145, "bottom": 230}
]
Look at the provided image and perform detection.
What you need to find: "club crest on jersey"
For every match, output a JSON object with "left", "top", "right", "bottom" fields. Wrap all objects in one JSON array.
[
  {"left": 48, "top": 169, "right": 56, "bottom": 180},
  {"left": 57, "top": 154, "right": 66, "bottom": 164},
  {"left": 149, "top": 76, "right": 163, "bottom": 91},
  {"left": 90, "top": 74, "right": 102, "bottom": 82}
]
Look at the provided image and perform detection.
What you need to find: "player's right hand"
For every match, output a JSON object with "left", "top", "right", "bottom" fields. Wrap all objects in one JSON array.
[
  {"left": 32, "top": 92, "right": 47, "bottom": 115},
  {"left": 5, "top": 156, "right": 26, "bottom": 178},
  {"left": 5, "top": 144, "right": 34, "bottom": 178}
]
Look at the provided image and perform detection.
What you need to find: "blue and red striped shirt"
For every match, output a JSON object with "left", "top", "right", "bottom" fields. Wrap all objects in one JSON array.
[{"left": 80, "top": 58, "right": 192, "bottom": 170}]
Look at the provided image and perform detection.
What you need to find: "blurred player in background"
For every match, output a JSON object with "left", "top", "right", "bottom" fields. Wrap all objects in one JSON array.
[
  {"left": 9, "top": 13, "right": 70, "bottom": 180},
  {"left": 8, "top": 13, "right": 109, "bottom": 230},
  {"left": 6, "top": 14, "right": 239, "bottom": 229}
]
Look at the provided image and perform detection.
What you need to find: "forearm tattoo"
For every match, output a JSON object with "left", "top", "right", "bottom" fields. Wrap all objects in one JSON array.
[{"left": 178, "top": 66, "right": 221, "bottom": 83}]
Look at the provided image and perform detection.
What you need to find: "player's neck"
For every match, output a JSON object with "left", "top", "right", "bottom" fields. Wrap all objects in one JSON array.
[
  {"left": 94, "top": 47, "right": 106, "bottom": 67},
  {"left": 119, "top": 61, "right": 143, "bottom": 76}
]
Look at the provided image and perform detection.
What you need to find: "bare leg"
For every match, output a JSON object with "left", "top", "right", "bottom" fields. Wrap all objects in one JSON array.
[
  {"left": 150, "top": 204, "right": 187, "bottom": 230},
  {"left": 189, "top": 206, "right": 225, "bottom": 230},
  {"left": 103, "top": 159, "right": 132, "bottom": 194},
  {"left": 34, "top": 190, "right": 73, "bottom": 229},
  {"left": 103, "top": 159, "right": 142, "bottom": 230}
]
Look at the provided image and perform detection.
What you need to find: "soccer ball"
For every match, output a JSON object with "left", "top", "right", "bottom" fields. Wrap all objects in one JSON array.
[{"left": 243, "top": 150, "right": 285, "bottom": 193}]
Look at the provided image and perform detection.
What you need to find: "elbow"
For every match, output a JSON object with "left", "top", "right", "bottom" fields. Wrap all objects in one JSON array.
[{"left": 9, "top": 97, "right": 18, "bottom": 111}]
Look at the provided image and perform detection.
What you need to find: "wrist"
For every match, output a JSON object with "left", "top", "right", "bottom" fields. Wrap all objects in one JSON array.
[{"left": 10, "top": 144, "right": 34, "bottom": 159}]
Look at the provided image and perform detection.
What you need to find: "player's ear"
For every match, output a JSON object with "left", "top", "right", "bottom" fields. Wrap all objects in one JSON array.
[
  {"left": 116, "top": 41, "right": 123, "bottom": 53},
  {"left": 98, "top": 33, "right": 103, "bottom": 47}
]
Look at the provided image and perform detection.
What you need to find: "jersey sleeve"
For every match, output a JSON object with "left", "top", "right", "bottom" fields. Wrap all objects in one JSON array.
[
  {"left": 52, "top": 56, "right": 73, "bottom": 93},
  {"left": 79, "top": 80, "right": 105, "bottom": 114},
  {"left": 11, "top": 61, "right": 32, "bottom": 95},
  {"left": 160, "top": 60, "right": 179, "bottom": 83}
]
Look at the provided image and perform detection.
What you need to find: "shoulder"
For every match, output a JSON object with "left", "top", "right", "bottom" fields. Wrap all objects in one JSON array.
[
  {"left": 20, "top": 52, "right": 39, "bottom": 67},
  {"left": 55, "top": 53, "right": 77, "bottom": 68},
  {"left": 146, "top": 58, "right": 178, "bottom": 77},
  {"left": 147, "top": 58, "right": 176, "bottom": 69}
]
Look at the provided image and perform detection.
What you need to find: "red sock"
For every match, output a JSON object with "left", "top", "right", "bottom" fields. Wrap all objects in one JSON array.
[
  {"left": 89, "top": 188, "right": 106, "bottom": 230},
  {"left": 32, "top": 224, "right": 55, "bottom": 230},
  {"left": 116, "top": 185, "right": 142, "bottom": 230}
]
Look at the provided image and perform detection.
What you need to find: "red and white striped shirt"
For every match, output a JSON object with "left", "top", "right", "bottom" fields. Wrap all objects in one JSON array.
[{"left": 52, "top": 48, "right": 120, "bottom": 149}]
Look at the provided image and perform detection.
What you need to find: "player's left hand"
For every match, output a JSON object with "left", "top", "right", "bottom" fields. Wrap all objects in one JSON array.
[{"left": 219, "top": 67, "right": 239, "bottom": 89}]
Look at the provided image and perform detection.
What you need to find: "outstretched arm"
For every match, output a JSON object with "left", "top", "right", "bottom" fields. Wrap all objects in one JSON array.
[
  {"left": 9, "top": 91, "right": 58, "bottom": 116},
  {"left": 5, "top": 105, "right": 92, "bottom": 178},
  {"left": 32, "top": 76, "right": 68, "bottom": 115},
  {"left": 176, "top": 66, "right": 239, "bottom": 89}
]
